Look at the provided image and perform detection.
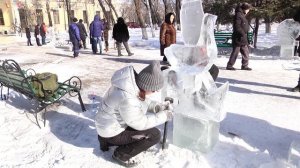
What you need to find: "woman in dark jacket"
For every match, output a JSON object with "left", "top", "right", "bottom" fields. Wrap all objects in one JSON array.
[
  {"left": 160, "top": 12, "right": 176, "bottom": 64},
  {"left": 34, "top": 24, "right": 42, "bottom": 46},
  {"left": 25, "top": 26, "right": 33, "bottom": 46},
  {"left": 226, "top": 2, "right": 252, "bottom": 71},
  {"left": 77, "top": 19, "right": 88, "bottom": 49},
  {"left": 112, "top": 17, "right": 133, "bottom": 56}
]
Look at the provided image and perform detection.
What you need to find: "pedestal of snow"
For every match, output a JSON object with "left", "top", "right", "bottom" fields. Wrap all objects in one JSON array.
[{"left": 288, "top": 140, "right": 300, "bottom": 167}]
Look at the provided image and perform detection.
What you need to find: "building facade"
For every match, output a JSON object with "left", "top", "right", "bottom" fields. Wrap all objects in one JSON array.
[{"left": 0, "top": 0, "right": 120, "bottom": 34}]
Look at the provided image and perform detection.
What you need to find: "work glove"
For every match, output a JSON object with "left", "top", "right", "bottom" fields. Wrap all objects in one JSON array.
[
  {"left": 165, "top": 110, "right": 173, "bottom": 121},
  {"left": 153, "top": 101, "right": 173, "bottom": 113}
]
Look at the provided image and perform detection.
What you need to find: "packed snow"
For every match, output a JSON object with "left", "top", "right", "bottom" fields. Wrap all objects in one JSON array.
[{"left": 0, "top": 23, "right": 300, "bottom": 168}]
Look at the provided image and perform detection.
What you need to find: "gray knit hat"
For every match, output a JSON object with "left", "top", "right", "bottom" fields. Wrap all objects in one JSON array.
[{"left": 136, "top": 61, "right": 164, "bottom": 91}]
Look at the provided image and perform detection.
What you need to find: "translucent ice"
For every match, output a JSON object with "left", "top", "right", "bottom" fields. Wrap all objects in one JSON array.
[
  {"left": 288, "top": 140, "right": 300, "bottom": 168},
  {"left": 173, "top": 113, "right": 220, "bottom": 153},
  {"left": 180, "top": 0, "right": 204, "bottom": 46},
  {"left": 277, "top": 19, "right": 300, "bottom": 45}
]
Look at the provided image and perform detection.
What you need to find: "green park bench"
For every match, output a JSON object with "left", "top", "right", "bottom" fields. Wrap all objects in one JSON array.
[
  {"left": 0, "top": 59, "right": 86, "bottom": 128},
  {"left": 214, "top": 32, "right": 254, "bottom": 47}
]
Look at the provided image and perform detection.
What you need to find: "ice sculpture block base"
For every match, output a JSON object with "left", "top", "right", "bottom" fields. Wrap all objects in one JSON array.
[
  {"left": 280, "top": 45, "right": 295, "bottom": 59},
  {"left": 173, "top": 113, "right": 220, "bottom": 153},
  {"left": 288, "top": 140, "right": 300, "bottom": 167}
]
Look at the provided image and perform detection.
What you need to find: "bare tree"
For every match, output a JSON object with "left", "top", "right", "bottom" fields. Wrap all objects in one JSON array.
[
  {"left": 46, "top": 1, "right": 53, "bottom": 26},
  {"left": 104, "top": 0, "right": 119, "bottom": 19},
  {"left": 175, "top": 0, "right": 181, "bottom": 30},
  {"left": 133, "top": 0, "right": 148, "bottom": 40}
]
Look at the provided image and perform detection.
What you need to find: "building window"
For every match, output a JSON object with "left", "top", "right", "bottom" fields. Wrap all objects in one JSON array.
[
  {"left": 0, "top": 9, "right": 4, "bottom": 25},
  {"left": 53, "top": 10, "right": 60, "bottom": 24},
  {"left": 36, "top": 9, "right": 43, "bottom": 24},
  {"left": 70, "top": 10, "right": 74, "bottom": 19},
  {"left": 96, "top": 11, "right": 100, "bottom": 16},
  {"left": 83, "top": 10, "right": 88, "bottom": 23}
]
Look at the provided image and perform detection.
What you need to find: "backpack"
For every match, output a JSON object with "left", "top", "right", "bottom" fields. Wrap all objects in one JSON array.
[{"left": 32, "top": 72, "right": 59, "bottom": 98}]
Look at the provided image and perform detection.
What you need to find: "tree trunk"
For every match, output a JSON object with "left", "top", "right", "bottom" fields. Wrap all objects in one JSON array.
[
  {"left": 265, "top": 17, "right": 271, "bottom": 33},
  {"left": 133, "top": 0, "right": 148, "bottom": 40},
  {"left": 104, "top": 0, "right": 119, "bottom": 19},
  {"left": 98, "top": 0, "right": 110, "bottom": 21},
  {"left": 163, "top": 0, "right": 168, "bottom": 15},
  {"left": 149, "top": 0, "right": 162, "bottom": 26},
  {"left": 253, "top": 17, "right": 259, "bottom": 48},
  {"left": 146, "top": 0, "right": 155, "bottom": 37},
  {"left": 175, "top": 0, "right": 181, "bottom": 30},
  {"left": 46, "top": 2, "right": 53, "bottom": 27}
]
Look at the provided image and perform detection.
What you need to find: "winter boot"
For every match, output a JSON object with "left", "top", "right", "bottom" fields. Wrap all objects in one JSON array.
[
  {"left": 112, "top": 152, "right": 140, "bottom": 167},
  {"left": 291, "top": 85, "right": 300, "bottom": 92}
]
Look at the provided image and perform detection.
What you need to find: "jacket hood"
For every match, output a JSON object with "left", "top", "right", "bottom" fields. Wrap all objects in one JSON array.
[
  {"left": 111, "top": 66, "right": 139, "bottom": 94},
  {"left": 94, "top": 15, "right": 100, "bottom": 21},
  {"left": 117, "top": 17, "right": 125, "bottom": 24}
]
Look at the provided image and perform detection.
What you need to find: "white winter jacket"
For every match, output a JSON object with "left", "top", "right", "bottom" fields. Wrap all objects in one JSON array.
[{"left": 95, "top": 66, "right": 168, "bottom": 138}]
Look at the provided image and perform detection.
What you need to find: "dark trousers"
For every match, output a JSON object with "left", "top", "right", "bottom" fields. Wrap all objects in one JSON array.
[
  {"left": 105, "top": 40, "right": 109, "bottom": 50},
  {"left": 227, "top": 45, "right": 250, "bottom": 68},
  {"left": 116, "top": 41, "right": 131, "bottom": 55},
  {"left": 35, "top": 37, "right": 41, "bottom": 46},
  {"left": 101, "top": 127, "right": 161, "bottom": 161},
  {"left": 41, "top": 35, "right": 46, "bottom": 45},
  {"left": 72, "top": 40, "right": 80, "bottom": 57},
  {"left": 82, "top": 38, "right": 87, "bottom": 49},
  {"left": 27, "top": 38, "right": 32, "bottom": 46}
]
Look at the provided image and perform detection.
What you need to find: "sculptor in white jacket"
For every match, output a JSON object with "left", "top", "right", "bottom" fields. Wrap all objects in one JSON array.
[{"left": 95, "top": 60, "right": 172, "bottom": 167}]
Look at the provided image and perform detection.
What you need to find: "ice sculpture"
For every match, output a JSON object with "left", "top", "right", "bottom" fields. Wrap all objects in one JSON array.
[
  {"left": 277, "top": 19, "right": 300, "bottom": 58},
  {"left": 161, "top": 0, "right": 229, "bottom": 153}
]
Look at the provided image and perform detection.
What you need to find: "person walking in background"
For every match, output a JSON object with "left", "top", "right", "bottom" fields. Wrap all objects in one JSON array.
[
  {"left": 160, "top": 12, "right": 176, "bottom": 65},
  {"left": 25, "top": 26, "right": 33, "bottom": 46},
  {"left": 34, "top": 24, "right": 42, "bottom": 46},
  {"left": 226, "top": 2, "right": 252, "bottom": 71},
  {"left": 40, "top": 22, "right": 47, "bottom": 45},
  {"left": 77, "top": 19, "right": 88, "bottom": 49},
  {"left": 95, "top": 60, "right": 173, "bottom": 167},
  {"left": 102, "top": 18, "right": 110, "bottom": 52},
  {"left": 112, "top": 17, "right": 134, "bottom": 56},
  {"left": 69, "top": 18, "right": 81, "bottom": 58},
  {"left": 89, "top": 15, "right": 104, "bottom": 54}
]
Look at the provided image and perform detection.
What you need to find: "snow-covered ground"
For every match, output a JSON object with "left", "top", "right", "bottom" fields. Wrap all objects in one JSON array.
[{"left": 0, "top": 23, "right": 300, "bottom": 168}]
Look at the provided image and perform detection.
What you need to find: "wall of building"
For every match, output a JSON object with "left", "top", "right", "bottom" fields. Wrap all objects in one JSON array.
[{"left": 0, "top": 0, "right": 121, "bottom": 34}]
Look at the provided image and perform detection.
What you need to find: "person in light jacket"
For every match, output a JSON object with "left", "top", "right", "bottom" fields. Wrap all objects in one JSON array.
[{"left": 95, "top": 60, "right": 172, "bottom": 167}]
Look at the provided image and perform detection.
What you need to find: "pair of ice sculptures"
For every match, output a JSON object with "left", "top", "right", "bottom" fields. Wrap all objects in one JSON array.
[{"left": 160, "top": 0, "right": 229, "bottom": 153}]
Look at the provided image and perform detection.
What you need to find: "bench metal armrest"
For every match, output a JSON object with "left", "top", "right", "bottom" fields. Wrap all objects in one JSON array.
[{"left": 61, "top": 76, "right": 82, "bottom": 97}]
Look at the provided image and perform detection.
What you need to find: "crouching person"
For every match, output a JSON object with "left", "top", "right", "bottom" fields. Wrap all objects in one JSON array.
[{"left": 95, "top": 60, "right": 172, "bottom": 167}]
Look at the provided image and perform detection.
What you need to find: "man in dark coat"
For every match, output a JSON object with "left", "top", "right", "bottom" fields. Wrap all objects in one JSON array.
[
  {"left": 25, "top": 26, "right": 33, "bottom": 46},
  {"left": 89, "top": 15, "right": 104, "bottom": 54},
  {"left": 112, "top": 17, "right": 134, "bottom": 56},
  {"left": 291, "top": 9, "right": 300, "bottom": 92},
  {"left": 34, "top": 24, "right": 42, "bottom": 46},
  {"left": 77, "top": 19, "right": 88, "bottom": 49},
  {"left": 69, "top": 18, "right": 81, "bottom": 57},
  {"left": 40, "top": 23, "right": 47, "bottom": 45},
  {"left": 226, "top": 2, "right": 252, "bottom": 71}
]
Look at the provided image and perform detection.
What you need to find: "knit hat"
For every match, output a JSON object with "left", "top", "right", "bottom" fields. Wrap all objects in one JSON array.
[{"left": 136, "top": 61, "right": 164, "bottom": 91}]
